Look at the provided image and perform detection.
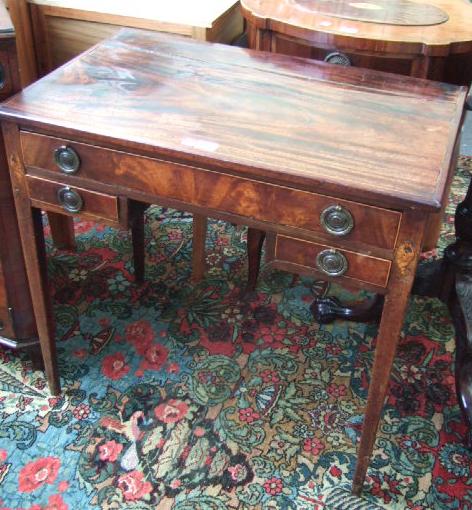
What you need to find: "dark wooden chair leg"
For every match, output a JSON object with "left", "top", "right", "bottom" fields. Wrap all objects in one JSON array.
[
  {"left": 192, "top": 214, "right": 207, "bottom": 282},
  {"left": 450, "top": 271, "right": 472, "bottom": 448},
  {"left": 246, "top": 228, "right": 266, "bottom": 292},
  {"left": 27, "top": 344, "right": 44, "bottom": 371},
  {"left": 129, "top": 202, "right": 147, "bottom": 283},
  {"left": 47, "top": 212, "right": 75, "bottom": 250}
]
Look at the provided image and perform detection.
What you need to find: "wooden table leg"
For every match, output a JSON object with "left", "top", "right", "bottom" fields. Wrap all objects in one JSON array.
[
  {"left": 47, "top": 212, "right": 75, "bottom": 250},
  {"left": 22, "top": 207, "right": 59, "bottom": 394},
  {"left": 352, "top": 211, "right": 426, "bottom": 495},
  {"left": 129, "top": 201, "right": 147, "bottom": 283},
  {"left": 246, "top": 228, "right": 265, "bottom": 292},
  {"left": 4, "top": 122, "right": 60, "bottom": 395},
  {"left": 192, "top": 214, "right": 207, "bottom": 282}
]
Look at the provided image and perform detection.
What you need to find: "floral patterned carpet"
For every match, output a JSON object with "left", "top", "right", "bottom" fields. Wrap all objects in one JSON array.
[{"left": 1, "top": 158, "right": 472, "bottom": 510}]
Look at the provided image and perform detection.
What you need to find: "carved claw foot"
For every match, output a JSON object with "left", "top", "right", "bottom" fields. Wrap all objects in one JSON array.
[{"left": 311, "top": 294, "right": 384, "bottom": 324}]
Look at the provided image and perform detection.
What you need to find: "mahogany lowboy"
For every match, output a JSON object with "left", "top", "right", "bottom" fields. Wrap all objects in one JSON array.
[{"left": 0, "top": 29, "right": 466, "bottom": 494}]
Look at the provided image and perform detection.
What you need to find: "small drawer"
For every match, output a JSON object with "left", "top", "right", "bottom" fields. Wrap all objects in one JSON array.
[
  {"left": 21, "top": 132, "right": 401, "bottom": 251},
  {"left": 26, "top": 175, "right": 122, "bottom": 226},
  {"left": 274, "top": 235, "right": 391, "bottom": 288}
]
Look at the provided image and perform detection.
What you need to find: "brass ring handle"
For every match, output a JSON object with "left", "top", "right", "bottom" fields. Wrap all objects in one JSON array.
[
  {"left": 324, "top": 52, "right": 352, "bottom": 67},
  {"left": 316, "top": 249, "right": 348, "bottom": 277},
  {"left": 320, "top": 205, "right": 354, "bottom": 236},
  {"left": 54, "top": 145, "right": 81, "bottom": 174},
  {"left": 57, "top": 186, "right": 83, "bottom": 213}
]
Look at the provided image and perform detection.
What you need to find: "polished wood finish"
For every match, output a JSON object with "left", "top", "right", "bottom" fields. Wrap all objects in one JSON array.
[
  {"left": 273, "top": 235, "right": 391, "bottom": 288},
  {"left": 26, "top": 175, "right": 123, "bottom": 226},
  {"left": 291, "top": 0, "right": 449, "bottom": 26},
  {"left": 242, "top": 0, "right": 472, "bottom": 251},
  {"left": 20, "top": 132, "right": 402, "bottom": 251},
  {"left": 242, "top": 0, "right": 472, "bottom": 61},
  {"left": 0, "top": 30, "right": 465, "bottom": 494}
]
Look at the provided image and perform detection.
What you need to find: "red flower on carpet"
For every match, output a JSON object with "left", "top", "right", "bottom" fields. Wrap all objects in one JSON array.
[
  {"left": 264, "top": 476, "right": 283, "bottom": 495},
  {"left": 125, "top": 320, "right": 155, "bottom": 355},
  {"left": 303, "top": 437, "right": 325, "bottom": 456},
  {"left": 117, "top": 470, "right": 152, "bottom": 501},
  {"left": 329, "top": 465, "right": 342, "bottom": 478},
  {"left": 154, "top": 399, "right": 189, "bottom": 423},
  {"left": 101, "top": 353, "right": 130, "bottom": 380},
  {"left": 259, "top": 325, "right": 285, "bottom": 347},
  {"left": 326, "top": 344, "right": 342, "bottom": 356},
  {"left": 142, "top": 344, "right": 169, "bottom": 370},
  {"left": 238, "top": 407, "right": 260, "bottom": 424},
  {"left": 58, "top": 481, "right": 69, "bottom": 492},
  {"left": 170, "top": 479, "right": 182, "bottom": 489},
  {"left": 98, "top": 440, "right": 123, "bottom": 462},
  {"left": 166, "top": 362, "right": 180, "bottom": 374},
  {"left": 44, "top": 494, "right": 68, "bottom": 510},
  {"left": 327, "top": 383, "right": 348, "bottom": 398},
  {"left": 72, "top": 403, "right": 91, "bottom": 420},
  {"left": 18, "top": 457, "right": 60, "bottom": 493}
]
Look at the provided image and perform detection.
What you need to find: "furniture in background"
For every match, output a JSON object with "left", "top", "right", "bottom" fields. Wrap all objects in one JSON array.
[
  {"left": 26, "top": 0, "right": 244, "bottom": 74},
  {"left": 0, "top": 29, "right": 465, "bottom": 494},
  {"left": 241, "top": 0, "right": 472, "bottom": 83},
  {"left": 0, "top": 0, "right": 39, "bottom": 357}
]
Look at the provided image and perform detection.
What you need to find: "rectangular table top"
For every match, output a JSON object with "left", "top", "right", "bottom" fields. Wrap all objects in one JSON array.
[{"left": 0, "top": 28, "right": 466, "bottom": 210}]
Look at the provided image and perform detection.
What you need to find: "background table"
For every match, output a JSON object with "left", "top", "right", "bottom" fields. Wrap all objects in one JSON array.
[{"left": 241, "top": 0, "right": 472, "bottom": 84}]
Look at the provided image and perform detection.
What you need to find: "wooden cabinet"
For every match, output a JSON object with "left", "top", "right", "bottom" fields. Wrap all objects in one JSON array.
[
  {"left": 27, "top": 0, "right": 244, "bottom": 75},
  {"left": 0, "top": 1, "right": 37, "bottom": 349},
  {"left": 241, "top": 0, "right": 472, "bottom": 84}
]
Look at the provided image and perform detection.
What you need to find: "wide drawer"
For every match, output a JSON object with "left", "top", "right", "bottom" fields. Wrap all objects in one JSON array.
[
  {"left": 26, "top": 175, "right": 122, "bottom": 227},
  {"left": 274, "top": 235, "right": 391, "bottom": 288},
  {"left": 21, "top": 131, "right": 401, "bottom": 250}
]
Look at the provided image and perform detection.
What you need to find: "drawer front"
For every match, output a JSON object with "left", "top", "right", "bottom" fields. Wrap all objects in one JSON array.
[
  {"left": 274, "top": 235, "right": 391, "bottom": 288},
  {"left": 26, "top": 175, "right": 121, "bottom": 225},
  {"left": 270, "top": 33, "right": 413, "bottom": 77},
  {"left": 21, "top": 132, "right": 401, "bottom": 250}
]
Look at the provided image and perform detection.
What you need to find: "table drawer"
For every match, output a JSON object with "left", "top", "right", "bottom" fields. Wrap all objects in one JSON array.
[
  {"left": 21, "top": 131, "right": 401, "bottom": 250},
  {"left": 274, "top": 235, "right": 391, "bottom": 288},
  {"left": 26, "top": 175, "right": 122, "bottom": 226}
]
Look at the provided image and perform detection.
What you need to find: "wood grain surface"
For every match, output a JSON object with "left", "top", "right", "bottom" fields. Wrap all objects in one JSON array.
[
  {"left": 20, "top": 132, "right": 402, "bottom": 251},
  {"left": 291, "top": 0, "right": 449, "bottom": 26},
  {"left": 274, "top": 234, "right": 391, "bottom": 287},
  {"left": 0, "top": 29, "right": 466, "bottom": 212}
]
